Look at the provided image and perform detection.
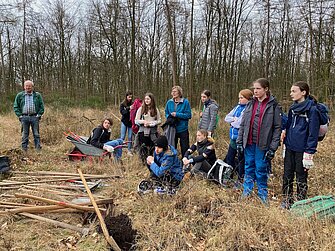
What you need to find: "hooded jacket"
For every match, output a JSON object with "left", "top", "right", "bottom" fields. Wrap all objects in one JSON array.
[
  {"left": 236, "top": 95, "right": 281, "bottom": 151},
  {"left": 284, "top": 97, "right": 320, "bottom": 154},
  {"left": 198, "top": 99, "right": 219, "bottom": 132},
  {"left": 150, "top": 145, "right": 184, "bottom": 181}
]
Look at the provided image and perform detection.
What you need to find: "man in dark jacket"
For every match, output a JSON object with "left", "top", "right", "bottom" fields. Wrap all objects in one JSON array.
[{"left": 13, "top": 80, "right": 44, "bottom": 151}]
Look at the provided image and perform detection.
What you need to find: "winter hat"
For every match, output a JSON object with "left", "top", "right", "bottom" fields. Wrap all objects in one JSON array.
[{"left": 155, "top": 135, "right": 169, "bottom": 150}]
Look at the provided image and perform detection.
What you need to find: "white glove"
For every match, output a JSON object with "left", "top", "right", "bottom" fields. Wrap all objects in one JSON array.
[
  {"left": 103, "top": 145, "right": 114, "bottom": 153},
  {"left": 303, "top": 152, "right": 314, "bottom": 169}
]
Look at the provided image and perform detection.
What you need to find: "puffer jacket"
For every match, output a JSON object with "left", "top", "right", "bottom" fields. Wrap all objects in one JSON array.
[
  {"left": 184, "top": 138, "right": 216, "bottom": 166},
  {"left": 198, "top": 99, "right": 219, "bottom": 132},
  {"left": 225, "top": 103, "right": 247, "bottom": 140},
  {"left": 284, "top": 97, "right": 320, "bottom": 154},
  {"left": 236, "top": 95, "right": 281, "bottom": 151},
  {"left": 150, "top": 145, "right": 184, "bottom": 181}
]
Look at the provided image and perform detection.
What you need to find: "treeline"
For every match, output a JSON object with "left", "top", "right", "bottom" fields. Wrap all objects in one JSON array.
[{"left": 0, "top": 0, "right": 334, "bottom": 110}]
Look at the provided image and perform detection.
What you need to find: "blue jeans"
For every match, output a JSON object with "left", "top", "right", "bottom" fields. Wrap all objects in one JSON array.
[
  {"left": 243, "top": 143, "right": 269, "bottom": 203},
  {"left": 21, "top": 115, "right": 41, "bottom": 150},
  {"left": 104, "top": 138, "right": 123, "bottom": 160},
  {"left": 120, "top": 122, "right": 132, "bottom": 150}
]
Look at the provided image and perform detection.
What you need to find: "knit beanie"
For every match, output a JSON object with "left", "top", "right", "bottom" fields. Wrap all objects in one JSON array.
[{"left": 155, "top": 135, "right": 169, "bottom": 151}]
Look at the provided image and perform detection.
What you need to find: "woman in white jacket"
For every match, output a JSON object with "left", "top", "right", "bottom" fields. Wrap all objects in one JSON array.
[{"left": 135, "top": 93, "right": 161, "bottom": 160}]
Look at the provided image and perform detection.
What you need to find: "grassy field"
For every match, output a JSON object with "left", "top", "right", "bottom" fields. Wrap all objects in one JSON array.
[{"left": 0, "top": 106, "right": 334, "bottom": 251}]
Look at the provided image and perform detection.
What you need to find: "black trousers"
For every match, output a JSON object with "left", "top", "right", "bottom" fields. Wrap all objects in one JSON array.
[
  {"left": 282, "top": 148, "right": 308, "bottom": 202},
  {"left": 138, "top": 132, "right": 156, "bottom": 164},
  {"left": 175, "top": 130, "right": 189, "bottom": 157}
]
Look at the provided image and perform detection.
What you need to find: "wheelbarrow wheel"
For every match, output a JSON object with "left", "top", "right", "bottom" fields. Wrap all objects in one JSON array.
[{"left": 68, "top": 148, "right": 86, "bottom": 161}]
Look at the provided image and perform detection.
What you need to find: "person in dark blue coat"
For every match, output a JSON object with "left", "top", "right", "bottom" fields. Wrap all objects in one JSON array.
[
  {"left": 281, "top": 81, "right": 320, "bottom": 209},
  {"left": 146, "top": 135, "right": 184, "bottom": 194}
]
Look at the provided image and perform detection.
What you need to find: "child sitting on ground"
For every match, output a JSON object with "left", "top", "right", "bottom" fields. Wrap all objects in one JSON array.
[{"left": 182, "top": 129, "right": 217, "bottom": 176}]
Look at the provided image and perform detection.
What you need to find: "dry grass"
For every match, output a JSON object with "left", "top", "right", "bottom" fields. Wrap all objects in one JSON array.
[{"left": 0, "top": 107, "right": 334, "bottom": 251}]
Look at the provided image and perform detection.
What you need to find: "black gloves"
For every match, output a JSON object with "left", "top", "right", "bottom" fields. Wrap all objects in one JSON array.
[
  {"left": 236, "top": 143, "right": 244, "bottom": 155},
  {"left": 265, "top": 149, "right": 275, "bottom": 161}
]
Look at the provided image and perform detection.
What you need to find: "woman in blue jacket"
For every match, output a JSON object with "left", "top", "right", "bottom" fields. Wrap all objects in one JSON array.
[
  {"left": 224, "top": 89, "right": 253, "bottom": 185},
  {"left": 281, "top": 81, "right": 320, "bottom": 209},
  {"left": 165, "top": 86, "right": 192, "bottom": 156}
]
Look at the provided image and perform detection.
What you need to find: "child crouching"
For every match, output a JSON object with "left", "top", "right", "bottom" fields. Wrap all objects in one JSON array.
[{"left": 146, "top": 135, "right": 184, "bottom": 194}]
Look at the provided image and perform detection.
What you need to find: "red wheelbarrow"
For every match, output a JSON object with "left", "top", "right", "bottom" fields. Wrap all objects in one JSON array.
[{"left": 64, "top": 131, "right": 128, "bottom": 162}]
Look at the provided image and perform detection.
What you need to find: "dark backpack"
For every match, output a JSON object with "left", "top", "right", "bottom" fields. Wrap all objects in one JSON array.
[
  {"left": 316, "top": 103, "right": 330, "bottom": 141},
  {"left": 0, "top": 156, "right": 11, "bottom": 174},
  {"left": 295, "top": 102, "right": 330, "bottom": 141},
  {"left": 310, "top": 103, "right": 330, "bottom": 141}
]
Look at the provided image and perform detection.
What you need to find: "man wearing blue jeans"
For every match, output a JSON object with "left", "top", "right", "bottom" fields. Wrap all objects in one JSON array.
[{"left": 13, "top": 80, "right": 45, "bottom": 152}]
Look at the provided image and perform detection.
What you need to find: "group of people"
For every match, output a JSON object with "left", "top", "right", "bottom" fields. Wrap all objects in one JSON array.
[{"left": 14, "top": 78, "right": 324, "bottom": 208}]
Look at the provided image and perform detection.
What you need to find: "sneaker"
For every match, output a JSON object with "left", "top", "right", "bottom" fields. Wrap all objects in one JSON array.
[
  {"left": 127, "top": 151, "right": 133, "bottom": 157},
  {"left": 167, "top": 187, "right": 177, "bottom": 195},
  {"left": 104, "top": 145, "right": 114, "bottom": 153},
  {"left": 154, "top": 187, "right": 167, "bottom": 194},
  {"left": 137, "top": 180, "right": 153, "bottom": 194}
]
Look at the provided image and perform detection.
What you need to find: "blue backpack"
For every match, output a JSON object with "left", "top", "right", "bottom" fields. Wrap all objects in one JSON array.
[
  {"left": 306, "top": 102, "right": 330, "bottom": 141},
  {"left": 315, "top": 103, "right": 330, "bottom": 141}
]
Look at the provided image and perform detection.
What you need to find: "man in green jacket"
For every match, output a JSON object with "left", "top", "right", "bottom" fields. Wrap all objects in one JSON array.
[{"left": 13, "top": 80, "right": 45, "bottom": 151}]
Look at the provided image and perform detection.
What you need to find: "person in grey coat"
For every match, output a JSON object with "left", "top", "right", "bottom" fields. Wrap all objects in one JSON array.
[
  {"left": 198, "top": 90, "right": 219, "bottom": 137},
  {"left": 236, "top": 78, "right": 282, "bottom": 204}
]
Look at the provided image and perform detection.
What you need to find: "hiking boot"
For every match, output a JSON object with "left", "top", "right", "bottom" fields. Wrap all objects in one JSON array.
[{"left": 154, "top": 187, "right": 167, "bottom": 195}]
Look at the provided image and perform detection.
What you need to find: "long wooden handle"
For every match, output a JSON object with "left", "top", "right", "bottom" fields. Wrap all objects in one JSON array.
[
  {"left": 78, "top": 168, "right": 121, "bottom": 251},
  {"left": 19, "top": 212, "right": 89, "bottom": 235},
  {"left": 0, "top": 198, "right": 114, "bottom": 215},
  {"left": 14, "top": 193, "right": 104, "bottom": 212}
]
